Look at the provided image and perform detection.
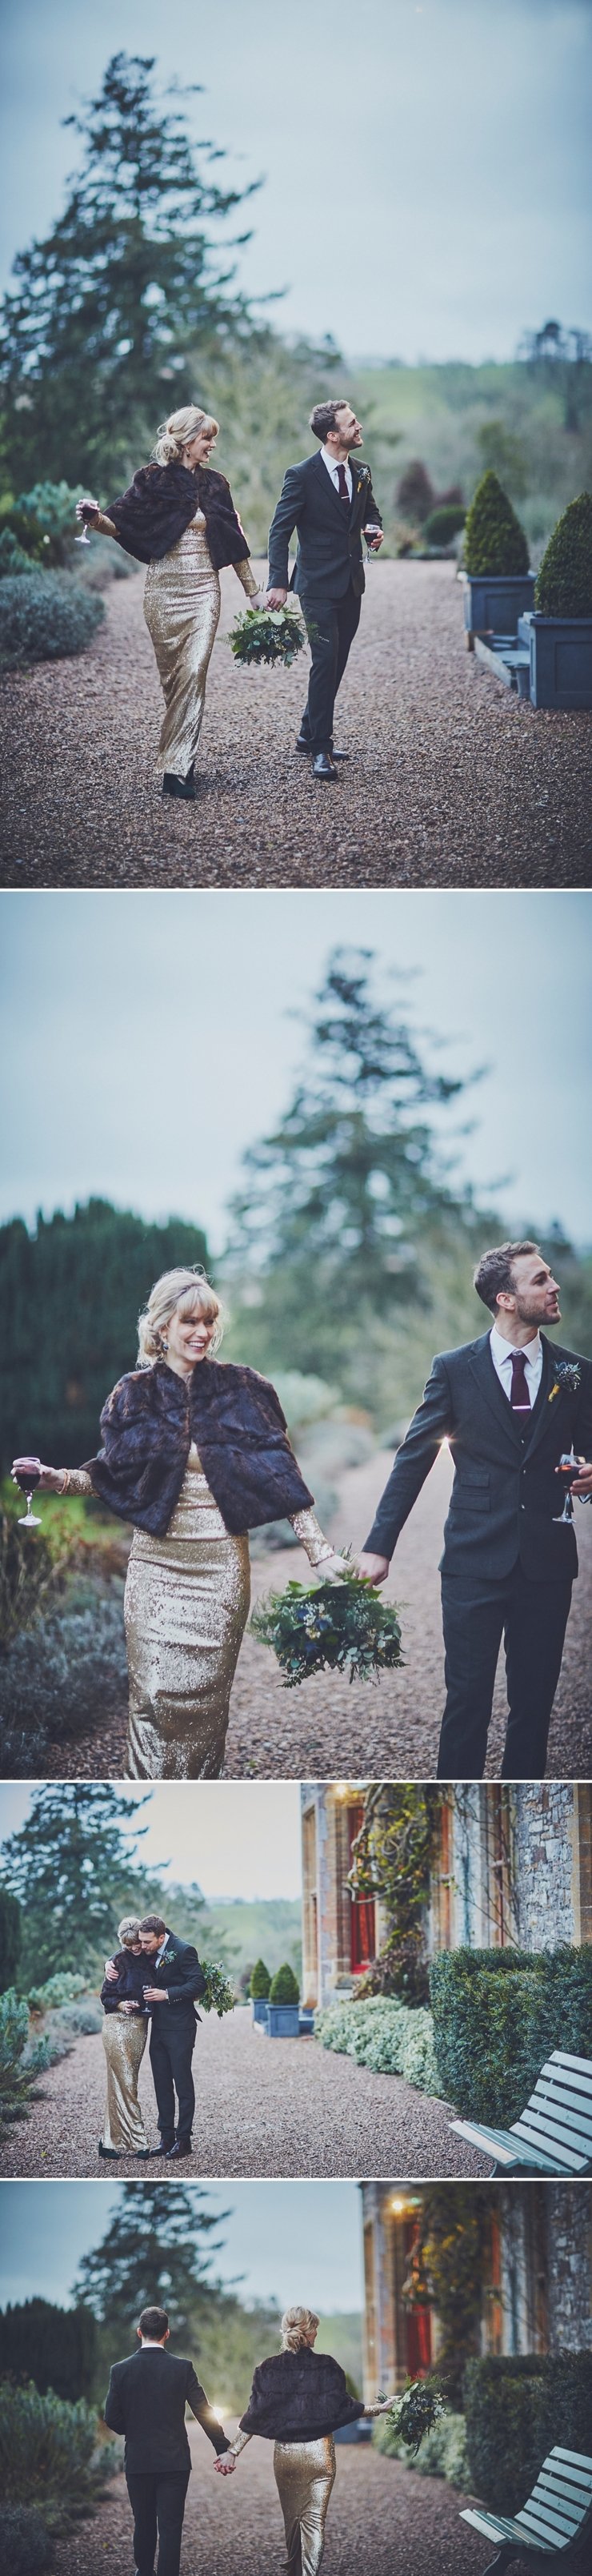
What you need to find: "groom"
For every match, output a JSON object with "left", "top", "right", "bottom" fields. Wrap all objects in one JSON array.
[
  {"left": 104, "top": 2304, "right": 234, "bottom": 2576},
  {"left": 138, "top": 1915, "right": 205, "bottom": 2161},
  {"left": 266, "top": 396, "right": 383, "bottom": 778},
  {"left": 358, "top": 1241, "right": 592, "bottom": 1779}
]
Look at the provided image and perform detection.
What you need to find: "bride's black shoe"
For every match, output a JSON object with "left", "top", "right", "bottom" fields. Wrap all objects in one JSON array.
[
  {"left": 162, "top": 768, "right": 196, "bottom": 800},
  {"left": 98, "top": 2141, "right": 120, "bottom": 2159}
]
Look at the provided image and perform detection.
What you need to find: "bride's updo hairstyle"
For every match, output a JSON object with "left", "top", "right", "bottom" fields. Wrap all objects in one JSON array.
[
  {"left": 138, "top": 1266, "right": 225, "bottom": 1366},
  {"left": 153, "top": 406, "right": 219, "bottom": 466},
  {"left": 118, "top": 1917, "right": 142, "bottom": 1948},
  {"left": 280, "top": 2307, "right": 320, "bottom": 2351}
]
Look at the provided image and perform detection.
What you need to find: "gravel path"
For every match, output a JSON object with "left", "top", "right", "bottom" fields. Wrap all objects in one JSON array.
[
  {"left": 53, "top": 2427, "right": 488, "bottom": 2576},
  {"left": 1, "top": 2008, "right": 489, "bottom": 2181},
  {"left": 2, "top": 560, "right": 590, "bottom": 886},
  {"left": 44, "top": 1446, "right": 592, "bottom": 1781}
]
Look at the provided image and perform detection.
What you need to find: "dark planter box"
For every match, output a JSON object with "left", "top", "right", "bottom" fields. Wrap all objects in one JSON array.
[
  {"left": 460, "top": 570, "right": 535, "bottom": 648},
  {"left": 518, "top": 610, "right": 592, "bottom": 709},
  {"left": 266, "top": 2002, "right": 301, "bottom": 2038},
  {"left": 250, "top": 1997, "right": 270, "bottom": 2025},
  {"left": 334, "top": 2420, "right": 372, "bottom": 2444}
]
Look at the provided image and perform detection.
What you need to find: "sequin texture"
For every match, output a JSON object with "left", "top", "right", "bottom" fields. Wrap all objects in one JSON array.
[
  {"left": 101, "top": 2012, "right": 149, "bottom": 2153},
  {"left": 143, "top": 511, "right": 221, "bottom": 778},
  {"left": 124, "top": 1446, "right": 250, "bottom": 1779},
  {"left": 273, "top": 2436, "right": 336, "bottom": 2575}
]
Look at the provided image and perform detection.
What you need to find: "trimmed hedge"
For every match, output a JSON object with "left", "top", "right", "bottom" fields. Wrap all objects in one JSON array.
[
  {"left": 535, "top": 492, "right": 592, "bottom": 620},
  {"left": 0, "top": 572, "right": 104, "bottom": 669},
  {"left": 463, "top": 470, "right": 529, "bottom": 576},
  {"left": 463, "top": 2353, "right": 592, "bottom": 2518},
  {"left": 250, "top": 1958, "right": 272, "bottom": 1999},
  {"left": 0, "top": 2297, "right": 98, "bottom": 2403},
  {"left": 314, "top": 1996, "right": 441, "bottom": 2097},
  {"left": 269, "top": 1963, "right": 299, "bottom": 2004},
  {"left": 430, "top": 1946, "right": 592, "bottom": 2130},
  {"left": 422, "top": 504, "right": 466, "bottom": 546},
  {"left": 374, "top": 2405, "right": 471, "bottom": 2490}
]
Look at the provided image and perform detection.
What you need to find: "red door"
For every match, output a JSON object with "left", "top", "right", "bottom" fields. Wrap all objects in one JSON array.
[{"left": 348, "top": 1804, "right": 376, "bottom": 1972}]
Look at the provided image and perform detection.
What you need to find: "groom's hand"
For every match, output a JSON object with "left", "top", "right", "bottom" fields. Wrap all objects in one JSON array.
[
  {"left": 566, "top": 1458, "right": 592, "bottom": 1497},
  {"left": 357, "top": 1551, "right": 390, "bottom": 1587},
  {"left": 142, "top": 1986, "right": 169, "bottom": 2001},
  {"left": 266, "top": 587, "right": 288, "bottom": 608}
]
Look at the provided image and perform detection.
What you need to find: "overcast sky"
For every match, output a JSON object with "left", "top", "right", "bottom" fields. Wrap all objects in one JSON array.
[
  {"left": 1, "top": 0, "right": 590, "bottom": 362},
  {"left": 0, "top": 2181, "right": 364, "bottom": 2317},
  {"left": 0, "top": 1781, "right": 302, "bottom": 1901},
  {"left": 1, "top": 889, "right": 591, "bottom": 1250}
]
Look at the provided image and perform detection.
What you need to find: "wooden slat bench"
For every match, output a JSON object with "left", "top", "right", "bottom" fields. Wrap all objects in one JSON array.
[
  {"left": 450, "top": 2051, "right": 592, "bottom": 2175},
  {"left": 461, "top": 2445, "right": 592, "bottom": 2574}
]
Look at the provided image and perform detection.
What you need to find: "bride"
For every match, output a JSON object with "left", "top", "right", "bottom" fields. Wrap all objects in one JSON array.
[
  {"left": 13, "top": 1265, "right": 342, "bottom": 1780},
  {"left": 221, "top": 2305, "right": 394, "bottom": 2574},
  {"left": 76, "top": 405, "right": 266, "bottom": 799},
  {"left": 98, "top": 1917, "right": 150, "bottom": 2161}
]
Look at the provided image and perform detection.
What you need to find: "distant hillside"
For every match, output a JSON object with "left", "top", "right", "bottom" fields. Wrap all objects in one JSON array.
[
  {"left": 350, "top": 357, "right": 592, "bottom": 560},
  {"left": 204, "top": 1898, "right": 302, "bottom": 1992}
]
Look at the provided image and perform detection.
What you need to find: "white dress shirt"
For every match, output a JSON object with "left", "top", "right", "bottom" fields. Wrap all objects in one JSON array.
[
  {"left": 490, "top": 1323, "right": 543, "bottom": 1406},
  {"left": 320, "top": 443, "right": 353, "bottom": 500}
]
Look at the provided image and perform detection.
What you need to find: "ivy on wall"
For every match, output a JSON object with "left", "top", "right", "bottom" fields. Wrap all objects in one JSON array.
[
  {"left": 403, "top": 2185, "right": 498, "bottom": 2402},
  {"left": 347, "top": 1783, "right": 443, "bottom": 2003}
]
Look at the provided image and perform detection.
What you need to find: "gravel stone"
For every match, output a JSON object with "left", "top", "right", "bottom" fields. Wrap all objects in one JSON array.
[
  {"left": 1, "top": 561, "right": 590, "bottom": 886},
  {"left": 42, "top": 1446, "right": 592, "bottom": 1780},
  {"left": 0, "top": 2006, "right": 490, "bottom": 2181},
  {"left": 51, "top": 2435, "right": 488, "bottom": 2576}
]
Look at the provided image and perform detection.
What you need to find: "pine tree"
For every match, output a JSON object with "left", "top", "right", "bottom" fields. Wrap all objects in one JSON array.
[
  {"left": 0, "top": 1198, "right": 210, "bottom": 1474},
  {"left": 1, "top": 1784, "right": 149, "bottom": 1982},
  {"left": 0, "top": 52, "right": 257, "bottom": 491},
  {"left": 75, "top": 2180, "right": 227, "bottom": 2351},
  {"left": 226, "top": 949, "right": 478, "bottom": 1382}
]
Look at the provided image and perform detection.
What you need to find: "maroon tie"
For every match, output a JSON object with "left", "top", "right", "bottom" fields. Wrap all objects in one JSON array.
[
  {"left": 510, "top": 1350, "right": 531, "bottom": 1418},
  {"left": 336, "top": 464, "right": 350, "bottom": 504}
]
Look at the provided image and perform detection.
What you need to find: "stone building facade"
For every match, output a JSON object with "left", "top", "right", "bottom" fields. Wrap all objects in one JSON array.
[
  {"left": 300, "top": 1784, "right": 592, "bottom": 2006},
  {"left": 360, "top": 2182, "right": 592, "bottom": 2401}
]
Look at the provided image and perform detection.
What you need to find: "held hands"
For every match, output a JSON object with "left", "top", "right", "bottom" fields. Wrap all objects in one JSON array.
[
  {"left": 214, "top": 2454, "right": 236, "bottom": 2475},
  {"left": 266, "top": 587, "right": 288, "bottom": 608}
]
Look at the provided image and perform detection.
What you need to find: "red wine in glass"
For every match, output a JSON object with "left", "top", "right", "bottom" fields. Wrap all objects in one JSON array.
[
  {"left": 74, "top": 499, "right": 98, "bottom": 548},
  {"left": 554, "top": 1450, "right": 580, "bottom": 1524},
  {"left": 14, "top": 1459, "right": 42, "bottom": 1527},
  {"left": 363, "top": 524, "right": 381, "bottom": 564}
]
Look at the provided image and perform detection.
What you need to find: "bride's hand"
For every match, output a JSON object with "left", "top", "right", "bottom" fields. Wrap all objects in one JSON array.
[
  {"left": 12, "top": 1457, "right": 58, "bottom": 1493},
  {"left": 248, "top": 590, "right": 268, "bottom": 611}
]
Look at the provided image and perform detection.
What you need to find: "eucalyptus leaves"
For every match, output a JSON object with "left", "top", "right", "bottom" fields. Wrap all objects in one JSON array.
[
  {"left": 250, "top": 1566, "right": 404, "bottom": 1688},
  {"left": 228, "top": 605, "right": 307, "bottom": 668}
]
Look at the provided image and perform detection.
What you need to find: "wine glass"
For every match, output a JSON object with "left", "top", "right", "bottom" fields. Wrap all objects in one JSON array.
[
  {"left": 363, "top": 523, "right": 381, "bottom": 564},
  {"left": 553, "top": 1450, "right": 581, "bottom": 1524},
  {"left": 74, "top": 499, "right": 98, "bottom": 548},
  {"left": 14, "top": 1458, "right": 42, "bottom": 1528}
]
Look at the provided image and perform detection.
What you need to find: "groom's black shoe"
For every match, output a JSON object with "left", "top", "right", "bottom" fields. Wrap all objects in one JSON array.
[
  {"left": 297, "top": 732, "right": 349, "bottom": 760},
  {"left": 166, "top": 2139, "right": 193, "bottom": 2159},
  {"left": 150, "top": 2140, "right": 175, "bottom": 2156},
  {"left": 312, "top": 752, "right": 338, "bottom": 780}
]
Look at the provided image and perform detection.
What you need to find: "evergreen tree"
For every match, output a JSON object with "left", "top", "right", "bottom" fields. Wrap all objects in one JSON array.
[
  {"left": 0, "top": 2297, "right": 98, "bottom": 2401},
  {"left": 0, "top": 1198, "right": 210, "bottom": 1474},
  {"left": 1, "top": 1784, "right": 149, "bottom": 1982},
  {"left": 0, "top": 1887, "right": 22, "bottom": 1991},
  {"left": 226, "top": 949, "right": 478, "bottom": 1384},
  {"left": 75, "top": 2180, "right": 227, "bottom": 2353},
  {"left": 0, "top": 52, "right": 257, "bottom": 492}
]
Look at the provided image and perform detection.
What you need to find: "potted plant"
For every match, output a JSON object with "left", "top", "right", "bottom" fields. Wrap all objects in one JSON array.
[
  {"left": 517, "top": 492, "right": 592, "bottom": 708},
  {"left": 460, "top": 469, "right": 534, "bottom": 647},
  {"left": 250, "top": 1958, "right": 272, "bottom": 2027},
  {"left": 266, "top": 1962, "right": 301, "bottom": 2038}
]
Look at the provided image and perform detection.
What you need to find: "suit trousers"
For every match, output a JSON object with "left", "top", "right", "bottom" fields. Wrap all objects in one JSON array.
[
  {"left": 437, "top": 1562, "right": 573, "bottom": 1779},
  {"left": 126, "top": 2468, "right": 190, "bottom": 2576},
  {"left": 298, "top": 584, "right": 362, "bottom": 750},
  {"left": 150, "top": 2007, "right": 197, "bottom": 2146}
]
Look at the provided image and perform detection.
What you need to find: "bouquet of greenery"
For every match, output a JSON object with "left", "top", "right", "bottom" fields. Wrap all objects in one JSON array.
[
  {"left": 378, "top": 2376, "right": 448, "bottom": 2457},
  {"left": 228, "top": 605, "right": 307, "bottom": 668},
  {"left": 200, "top": 1962, "right": 235, "bottom": 2017},
  {"left": 250, "top": 1563, "right": 403, "bottom": 1688}
]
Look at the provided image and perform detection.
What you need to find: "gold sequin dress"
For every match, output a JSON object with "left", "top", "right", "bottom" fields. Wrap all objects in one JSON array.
[
  {"left": 273, "top": 2436, "right": 336, "bottom": 2576},
  {"left": 143, "top": 510, "right": 258, "bottom": 780},
  {"left": 124, "top": 1443, "right": 251, "bottom": 1780},
  {"left": 101, "top": 2010, "right": 149, "bottom": 2154}
]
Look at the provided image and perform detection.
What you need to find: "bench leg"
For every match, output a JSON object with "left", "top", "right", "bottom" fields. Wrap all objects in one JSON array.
[{"left": 480, "top": 2551, "right": 517, "bottom": 2576}]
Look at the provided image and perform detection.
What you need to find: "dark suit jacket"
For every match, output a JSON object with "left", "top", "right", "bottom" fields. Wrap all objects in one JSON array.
[
  {"left": 267, "top": 451, "right": 382, "bottom": 600},
  {"left": 104, "top": 2345, "right": 230, "bottom": 2472},
  {"left": 145, "top": 1931, "right": 206, "bottom": 2014},
  {"left": 364, "top": 1334, "right": 592, "bottom": 1584}
]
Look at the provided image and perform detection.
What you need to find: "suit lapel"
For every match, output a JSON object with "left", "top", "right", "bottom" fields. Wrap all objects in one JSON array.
[{"left": 350, "top": 463, "right": 370, "bottom": 526}]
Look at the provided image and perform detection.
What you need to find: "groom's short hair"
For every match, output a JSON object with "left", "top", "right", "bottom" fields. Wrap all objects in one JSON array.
[
  {"left": 309, "top": 397, "right": 350, "bottom": 439},
  {"left": 138, "top": 1915, "right": 167, "bottom": 1936},
  {"left": 474, "top": 1240, "right": 542, "bottom": 1313},
  {"left": 138, "top": 2306, "right": 169, "bottom": 2341}
]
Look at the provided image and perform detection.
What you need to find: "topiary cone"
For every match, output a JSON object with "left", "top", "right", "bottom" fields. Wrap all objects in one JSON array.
[
  {"left": 534, "top": 492, "right": 592, "bottom": 619},
  {"left": 269, "top": 1962, "right": 300, "bottom": 2005},
  {"left": 250, "top": 1958, "right": 272, "bottom": 2000},
  {"left": 464, "top": 469, "right": 529, "bottom": 577}
]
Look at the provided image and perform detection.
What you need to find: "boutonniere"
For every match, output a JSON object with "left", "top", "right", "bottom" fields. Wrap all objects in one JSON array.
[
  {"left": 354, "top": 463, "right": 370, "bottom": 484},
  {"left": 162, "top": 1948, "right": 175, "bottom": 1966},
  {"left": 549, "top": 1362, "right": 582, "bottom": 1401}
]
